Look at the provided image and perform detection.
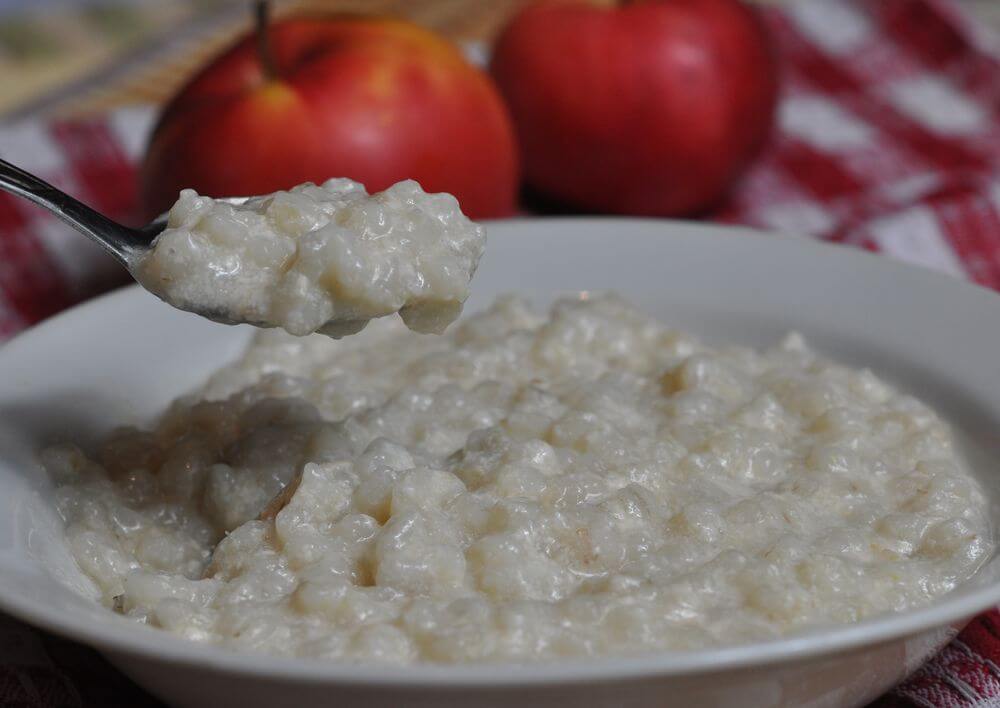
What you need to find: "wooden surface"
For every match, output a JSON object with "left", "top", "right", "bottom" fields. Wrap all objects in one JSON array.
[
  {"left": 54, "top": 0, "right": 533, "bottom": 118},
  {"left": 0, "top": 0, "right": 997, "bottom": 120},
  {"left": 0, "top": 0, "right": 531, "bottom": 120}
]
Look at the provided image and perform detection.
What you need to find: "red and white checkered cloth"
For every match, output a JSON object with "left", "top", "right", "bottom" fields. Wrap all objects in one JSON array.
[
  {"left": 716, "top": 0, "right": 1000, "bottom": 295},
  {"left": 1, "top": 0, "right": 1000, "bottom": 705}
]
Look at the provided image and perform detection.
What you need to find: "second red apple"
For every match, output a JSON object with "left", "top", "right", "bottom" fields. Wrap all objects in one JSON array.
[{"left": 491, "top": 0, "right": 778, "bottom": 216}]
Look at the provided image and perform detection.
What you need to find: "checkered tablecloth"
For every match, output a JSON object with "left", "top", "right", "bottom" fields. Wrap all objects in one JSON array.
[{"left": 1, "top": 0, "right": 1000, "bottom": 705}]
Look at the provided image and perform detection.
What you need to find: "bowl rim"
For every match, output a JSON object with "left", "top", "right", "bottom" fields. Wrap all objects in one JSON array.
[{"left": 2, "top": 216, "right": 1000, "bottom": 686}]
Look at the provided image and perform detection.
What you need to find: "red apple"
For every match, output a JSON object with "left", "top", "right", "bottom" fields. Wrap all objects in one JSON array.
[
  {"left": 140, "top": 9, "right": 518, "bottom": 220},
  {"left": 490, "top": 0, "right": 778, "bottom": 216}
]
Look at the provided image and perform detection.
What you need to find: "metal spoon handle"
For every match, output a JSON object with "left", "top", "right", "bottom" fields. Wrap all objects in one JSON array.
[{"left": 0, "top": 158, "right": 144, "bottom": 266}]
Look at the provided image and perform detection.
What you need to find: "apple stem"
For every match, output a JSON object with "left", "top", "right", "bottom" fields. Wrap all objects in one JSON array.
[{"left": 255, "top": 0, "right": 278, "bottom": 81}]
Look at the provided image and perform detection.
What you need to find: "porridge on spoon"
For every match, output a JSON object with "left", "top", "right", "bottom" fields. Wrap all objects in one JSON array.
[{"left": 134, "top": 178, "right": 485, "bottom": 338}]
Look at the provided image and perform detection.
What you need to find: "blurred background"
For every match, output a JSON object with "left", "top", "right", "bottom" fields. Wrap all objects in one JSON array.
[
  {"left": 0, "top": 0, "right": 995, "bottom": 119},
  {"left": 1, "top": 0, "right": 999, "bottom": 339},
  {"left": 0, "top": 0, "right": 999, "bottom": 341},
  {"left": 0, "top": 0, "right": 522, "bottom": 119}
]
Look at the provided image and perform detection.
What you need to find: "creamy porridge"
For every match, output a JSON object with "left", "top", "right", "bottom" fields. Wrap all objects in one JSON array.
[
  {"left": 134, "top": 179, "right": 485, "bottom": 337},
  {"left": 46, "top": 294, "right": 992, "bottom": 663}
]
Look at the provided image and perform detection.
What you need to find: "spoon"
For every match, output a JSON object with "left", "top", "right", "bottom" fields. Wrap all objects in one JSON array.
[
  {"left": 0, "top": 157, "right": 255, "bottom": 325},
  {"left": 0, "top": 157, "right": 249, "bottom": 266}
]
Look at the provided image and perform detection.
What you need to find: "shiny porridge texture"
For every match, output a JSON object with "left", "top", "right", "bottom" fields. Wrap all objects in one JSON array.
[
  {"left": 135, "top": 179, "right": 485, "bottom": 338},
  {"left": 46, "top": 295, "right": 992, "bottom": 663}
]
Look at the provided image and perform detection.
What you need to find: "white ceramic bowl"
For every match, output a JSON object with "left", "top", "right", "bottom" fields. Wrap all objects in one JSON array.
[{"left": 1, "top": 219, "right": 999, "bottom": 708}]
